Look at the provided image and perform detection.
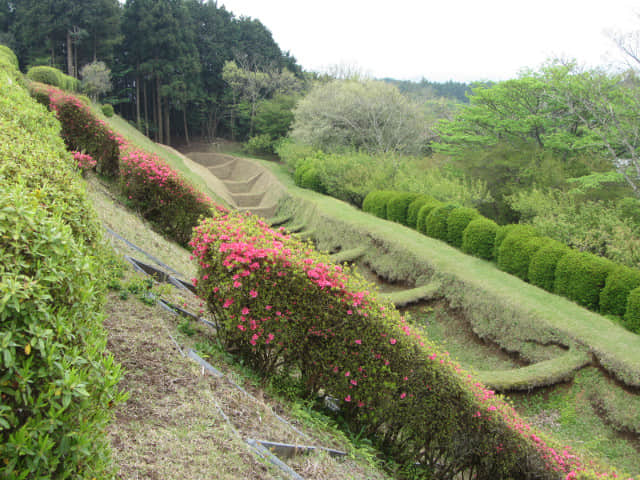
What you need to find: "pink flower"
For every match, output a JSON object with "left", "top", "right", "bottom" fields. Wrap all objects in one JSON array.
[
  {"left": 345, "top": 371, "right": 350, "bottom": 377},
  {"left": 223, "top": 299, "right": 234, "bottom": 308},
  {"left": 400, "top": 392, "right": 406, "bottom": 399},
  {"left": 390, "top": 338, "right": 397, "bottom": 345},
  {"left": 237, "top": 324, "right": 245, "bottom": 331},
  {"left": 241, "top": 307, "right": 250, "bottom": 315},
  {"left": 344, "top": 395, "right": 351, "bottom": 402},
  {"left": 249, "top": 290, "right": 258, "bottom": 298},
  {"left": 354, "top": 339, "right": 362, "bottom": 345}
]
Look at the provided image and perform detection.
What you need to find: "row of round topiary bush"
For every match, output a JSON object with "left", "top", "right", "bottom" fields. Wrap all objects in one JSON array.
[
  {"left": 190, "top": 207, "right": 625, "bottom": 480},
  {"left": 0, "top": 48, "right": 125, "bottom": 479},
  {"left": 26, "top": 65, "right": 78, "bottom": 91},
  {"left": 362, "top": 190, "right": 640, "bottom": 332}
]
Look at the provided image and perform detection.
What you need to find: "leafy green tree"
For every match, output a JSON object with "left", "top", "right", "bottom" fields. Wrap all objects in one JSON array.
[
  {"left": 80, "top": 60, "right": 111, "bottom": 101},
  {"left": 291, "top": 78, "right": 428, "bottom": 155}
]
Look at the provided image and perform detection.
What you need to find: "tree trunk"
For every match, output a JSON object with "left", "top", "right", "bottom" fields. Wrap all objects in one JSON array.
[
  {"left": 66, "top": 31, "right": 73, "bottom": 76},
  {"left": 156, "top": 74, "right": 163, "bottom": 144},
  {"left": 143, "top": 79, "right": 149, "bottom": 137},
  {"left": 136, "top": 70, "right": 141, "bottom": 131},
  {"left": 183, "top": 108, "right": 190, "bottom": 145},
  {"left": 164, "top": 96, "right": 171, "bottom": 146}
]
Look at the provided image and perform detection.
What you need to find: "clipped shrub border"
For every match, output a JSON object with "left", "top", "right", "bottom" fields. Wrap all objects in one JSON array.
[
  {"left": 386, "top": 192, "right": 420, "bottom": 225},
  {"left": 29, "top": 83, "right": 213, "bottom": 247},
  {"left": 406, "top": 194, "right": 436, "bottom": 228},
  {"left": 447, "top": 206, "right": 480, "bottom": 248},
  {"left": 362, "top": 190, "right": 397, "bottom": 219},
  {"left": 528, "top": 240, "right": 571, "bottom": 293},
  {"left": 600, "top": 267, "right": 640, "bottom": 317},
  {"left": 498, "top": 232, "right": 549, "bottom": 282},
  {"left": 462, "top": 217, "right": 499, "bottom": 260},
  {"left": 424, "top": 203, "right": 457, "bottom": 241},
  {"left": 555, "top": 252, "right": 616, "bottom": 311}
]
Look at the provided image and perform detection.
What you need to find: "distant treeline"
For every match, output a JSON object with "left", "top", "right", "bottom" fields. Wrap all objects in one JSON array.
[
  {"left": 0, "top": 0, "right": 301, "bottom": 144},
  {"left": 382, "top": 78, "right": 481, "bottom": 103}
]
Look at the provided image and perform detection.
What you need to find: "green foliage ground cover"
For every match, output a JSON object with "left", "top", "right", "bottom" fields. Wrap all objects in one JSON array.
[{"left": 0, "top": 49, "right": 125, "bottom": 479}]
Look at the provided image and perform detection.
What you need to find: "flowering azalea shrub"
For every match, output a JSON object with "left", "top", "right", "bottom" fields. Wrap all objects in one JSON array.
[
  {"left": 32, "top": 83, "right": 120, "bottom": 177},
  {"left": 120, "top": 147, "right": 214, "bottom": 245},
  {"left": 73, "top": 151, "right": 97, "bottom": 173},
  {"left": 190, "top": 208, "right": 626, "bottom": 479}
]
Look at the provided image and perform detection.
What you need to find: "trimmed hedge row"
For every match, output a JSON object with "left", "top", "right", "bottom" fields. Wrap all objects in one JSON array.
[
  {"left": 30, "top": 84, "right": 214, "bottom": 247},
  {"left": 361, "top": 190, "right": 640, "bottom": 328},
  {"left": 26, "top": 65, "right": 78, "bottom": 91},
  {"left": 192, "top": 208, "right": 622, "bottom": 480},
  {"left": 1, "top": 49, "right": 124, "bottom": 479}
]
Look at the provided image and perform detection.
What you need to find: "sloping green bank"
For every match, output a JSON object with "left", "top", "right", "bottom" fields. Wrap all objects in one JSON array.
[
  {"left": 0, "top": 49, "right": 124, "bottom": 479},
  {"left": 258, "top": 160, "right": 640, "bottom": 388}
]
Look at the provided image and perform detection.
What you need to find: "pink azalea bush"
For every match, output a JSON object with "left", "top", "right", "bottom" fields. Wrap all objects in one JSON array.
[
  {"left": 191, "top": 209, "right": 630, "bottom": 479},
  {"left": 119, "top": 146, "right": 214, "bottom": 245},
  {"left": 72, "top": 151, "right": 97, "bottom": 173},
  {"left": 39, "top": 85, "right": 121, "bottom": 177},
  {"left": 29, "top": 83, "right": 214, "bottom": 247}
]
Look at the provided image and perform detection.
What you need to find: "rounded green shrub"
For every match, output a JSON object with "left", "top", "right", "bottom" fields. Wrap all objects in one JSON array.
[
  {"left": 600, "top": 266, "right": 640, "bottom": 316},
  {"left": 0, "top": 44, "right": 19, "bottom": 70},
  {"left": 387, "top": 192, "right": 420, "bottom": 225},
  {"left": 494, "top": 224, "right": 536, "bottom": 259},
  {"left": 294, "top": 158, "right": 324, "bottom": 193},
  {"left": 26, "top": 65, "right": 64, "bottom": 87},
  {"left": 416, "top": 200, "right": 443, "bottom": 233},
  {"left": 462, "top": 217, "right": 499, "bottom": 260},
  {"left": 528, "top": 240, "right": 571, "bottom": 292},
  {"left": 424, "top": 204, "right": 457, "bottom": 241},
  {"left": 77, "top": 94, "right": 92, "bottom": 105},
  {"left": 101, "top": 103, "right": 115, "bottom": 117},
  {"left": 446, "top": 207, "right": 480, "bottom": 248},
  {"left": 498, "top": 232, "right": 549, "bottom": 281},
  {"left": 361, "top": 190, "right": 397, "bottom": 219},
  {"left": 555, "top": 251, "right": 616, "bottom": 310},
  {"left": 624, "top": 286, "right": 640, "bottom": 333},
  {"left": 406, "top": 195, "right": 436, "bottom": 229}
]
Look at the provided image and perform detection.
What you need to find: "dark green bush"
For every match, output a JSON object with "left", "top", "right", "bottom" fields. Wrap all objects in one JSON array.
[
  {"left": 1, "top": 55, "right": 124, "bottom": 478},
  {"left": 494, "top": 224, "right": 536, "bottom": 259},
  {"left": 555, "top": 251, "right": 616, "bottom": 310},
  {"left": 101, "top": 103, "right": 115, "bottom": 117},
  {"left": 416, "top": 200, "right": 443, "bottom": 233},
  {"left": 361, "top": 190, "right": 397, "bottom": 219},
  {"left": 624, "top": 287, "right": 640, "bottom": 333},
  {"left": 462, "top": 217, "right": 499, "bottom": 260},
  {"left": 446, "top": 207, "right": 480, "bottom": 248},
  {"left": 528, "top": 240, "right": 571, "bottom": 292},
  {"left": 26, "top": 65, "right": 64, "bottom": 87},
  {"left": 498, "top": 232, "right": 549, "bottom": 281},
  {"left": 406, "top": 195, "right": 436, "bottom": 228},
  {"left": 600, "top": 266, "right": 640, "bottom": 316},
  {"left": 386, "top": 192, "right": 420, "bottom": 225},
  {"left": 424, "top": 204, "right": 457, "bottom": 241}
]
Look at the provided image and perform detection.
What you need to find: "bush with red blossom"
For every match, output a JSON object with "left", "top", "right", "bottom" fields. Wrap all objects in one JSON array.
[
  {"left": 31, "top": 83, "right": 120, "bottom": 177},
  {"left": 190, "top": 208, "right": 624, "bottom": 479},
  {"left": 120, "top": 146, "right": 214, "bottom": 245}
]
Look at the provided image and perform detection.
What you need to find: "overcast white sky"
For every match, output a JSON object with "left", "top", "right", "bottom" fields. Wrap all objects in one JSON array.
[{"left": 219, "top": 0, "right": 639, "bottom": 82}]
